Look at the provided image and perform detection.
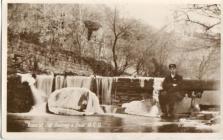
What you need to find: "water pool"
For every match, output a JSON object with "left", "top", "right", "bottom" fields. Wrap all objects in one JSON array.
[{"left": 7, "top": 112, "right": 219, "bottom": 133}]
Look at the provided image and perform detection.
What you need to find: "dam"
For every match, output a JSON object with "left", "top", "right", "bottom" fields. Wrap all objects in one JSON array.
[{"left": 7, "top": 74, "right": 220, "bottom": 132}]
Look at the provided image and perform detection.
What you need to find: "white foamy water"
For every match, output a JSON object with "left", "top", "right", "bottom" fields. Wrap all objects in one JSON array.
[
  {"left": 36, "top": 75, "right": 54, "bottom": 97},
  {"left": 95, "top": 77, "right": 114, "bottom": 105},
  {"left": 138, "top": 77, "right": 153, "bottom": 88},
  {"left": 28, "top": 103, "right": 47, "bottom": 114},
  {"left": 48, "top": 87, "right": 104, "bottom": 115},
  {"left": 16, "top": 74, "right": 216, "bottom": 117},
  {"left": 153, "top": 78, "right": 164, "bottom": 101},
  {"left": 65, "top": 76, "right": 93, "bottom": 89},
  {"left": 122, "top": 99, "right": 160, "bottom": 117},
  {"left": 55, "top": 75, "right": 115, "bottom": 106},
  {"left": 17, "top": 73, "right": 48, "bottom": 114},
  {"left": 55, "top": 75, "right": 65, "bottom": 90},
  {"left": 121, "top": 77, "right": 165, "bottom": 117}
]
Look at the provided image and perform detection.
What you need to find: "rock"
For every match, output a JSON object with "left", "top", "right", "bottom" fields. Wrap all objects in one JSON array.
[
  {"left": 122, "top": 99, "right": 159, "bottom": 117},
  {"left": 175, "top": 96, "right": 191, "bottom": 114},
  {"left": 17, "top": 73, "right": 36, "bottom": 86},
  {"left": 47, "top": 87, "right": 104, "bottom": 115},
  {"left": 7, "top": 75, "right": 34, "bottom": 112},
  {"left": 100, "top": 105, "right": 118, "bottom": 113},
  {"left": 17, "top": 73, "right": 47, "bottom": 105}
]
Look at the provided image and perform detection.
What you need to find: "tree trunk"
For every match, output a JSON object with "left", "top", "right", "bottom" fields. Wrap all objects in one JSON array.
[{"left": 112, "top": 36, "right": 118, "bottom": 75}]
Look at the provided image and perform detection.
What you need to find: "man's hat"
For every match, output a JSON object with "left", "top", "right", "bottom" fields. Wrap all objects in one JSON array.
[{"left": 169, "top": 64, "right": 176, "bottom": 69}]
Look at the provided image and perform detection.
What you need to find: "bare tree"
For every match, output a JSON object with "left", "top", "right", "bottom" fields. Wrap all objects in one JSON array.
[
  {"left": 173, "top": 4, "right": 221, "bottom": 80},
  {"left": 175, "top": 4, "right": 220, "bottom": 31},
  {"left": 105, "top": 7, "right": 136, "bottom": 75},
  {"left": 196, "top": 48, "right": 219, "bottom": 80},
  {"left": 175, "top": 4, "right": 220, "bottom": 47}
]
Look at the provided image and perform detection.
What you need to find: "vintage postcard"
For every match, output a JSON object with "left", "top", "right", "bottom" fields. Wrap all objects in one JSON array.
[{"left": 1, "top": 0, "right": 223, "bottom": 139}]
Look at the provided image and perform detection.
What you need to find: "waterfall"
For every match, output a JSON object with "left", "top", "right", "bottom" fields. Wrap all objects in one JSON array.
[
  {"left": 36, "top": 75, "right": 54, "bottom": 97},
  {"left": 54, "top": 75, "right": 114, "bottom": 105},
  {"left": 140, "top": 78, "right": 145, "bottom": 88},
  {"left": 55, "top": 75, "right": 65, "bottom": 90},
  {"left": 95, "top": 77, "right": 113, "bottom": 105},
  {"left": 138, "top": 77, "right": 153, "bottom": 88},
  {"left": 122, "top": 77, "right": 163, "bottom": 117},
  {"left": 138, "top": 76, "right": 162, "bottom": 102},
  {"left": 17, "top": 73, "right": 49, "bottom": 114},
  {"left": 16, "top": 73, "right": 209, "bottom": 116},
  {"left": 95, "top": 77, "right": 102, "bottom": 99},
  {"left": 65, "top": 76, "right": 93, "bottom": 89},
  {"left": 52, "top": 75, "right": 167, "bottom": 115},
  {"left": 28, "top": 74, "right": 54, "bottom": 114},
  {"left": 153, "top": 78, "right": 164, "bottom": 101}
]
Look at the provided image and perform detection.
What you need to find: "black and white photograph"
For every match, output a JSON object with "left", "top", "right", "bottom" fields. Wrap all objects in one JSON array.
[{"left": 1, "top": 0, "right": 222, "bottom": 139}]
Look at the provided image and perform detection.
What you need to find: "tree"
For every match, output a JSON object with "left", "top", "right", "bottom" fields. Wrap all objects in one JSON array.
[
  {"left": 172, "top": 4, "right": 221, "bottom": 80},
  {"left": 174, "top": 4, "right": 220, "bottom": 48},
  {"left": 105, "top": 7, "right": 136, "bottom": 75},
  {"left": 131, "top": 24, "right": 175, "bottom": 77},
  {"left": 185, "top": 4, "right": 220, "bottom": 31},
  {"left": 196, "top": 48, "right": 220, "bottom": 80}
]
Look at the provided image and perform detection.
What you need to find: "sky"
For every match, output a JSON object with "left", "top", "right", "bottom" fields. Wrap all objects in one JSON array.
[
  {"left": 106, "top": 4, "right": 220, "bottom": 32},
  {"left": 107, "top": 4, "right": 178, "bottom": 29}
]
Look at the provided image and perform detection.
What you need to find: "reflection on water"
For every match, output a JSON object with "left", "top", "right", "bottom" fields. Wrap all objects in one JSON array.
[{"left": 7, "top": 112, "right": 219, "bottom": 133}]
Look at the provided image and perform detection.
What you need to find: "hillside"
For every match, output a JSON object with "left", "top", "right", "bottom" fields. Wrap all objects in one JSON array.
[{"left": 7, "top": 38, "right": 114, "bottom": 76}]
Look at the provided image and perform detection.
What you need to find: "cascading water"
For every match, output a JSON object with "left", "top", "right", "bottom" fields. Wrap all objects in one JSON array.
[
  {"left": 95, "top": 77, "right": 113, "bottom": 105},
  {"left": 53, "top": 75, "right": 115, "bottom": 112},
  {"left": 19, "top": 72, "right": 190, "bottom": 116},
  {"left": 36, "top": 75, "right": 54, "bottom": 97},
  {"left": 30, "top": 74, "right": 54, "bottom": 114},
  {"left": 14, "top": 73, "right": 217, "bottom": 121},
  {"left": 138, "top": 77, "right": 153, "bottom": 88},
  {"left": 18, "top": 73, "right": 179, "bottom": 116},
  {"left": 55, "top": 75, "right": 65, "bottom": 90},
  {"left": 17, "top": 73, "right": 50, "bottom": 114},
  {"left": 54, "top": 75, "right": 114, "bottom": 106},
  {"left": 122, "top": 77, "right": 162, "bottom": 116},
  {"left": 65, "top": 76, "right": 93, "bottom": 89},
  {"left": 153, "top": 78, "right": 164, "bottom": 101}
]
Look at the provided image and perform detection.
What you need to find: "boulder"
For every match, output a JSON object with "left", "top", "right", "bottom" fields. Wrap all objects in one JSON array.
[
  {"left": 122, "top": 99, "right": 159, "bottom": 117},
  {"left": 47, "top": 87, "right": 104, "bottom": 115},
  {"left": 7, "top": 75, "right": 34, "bottom": 112}
]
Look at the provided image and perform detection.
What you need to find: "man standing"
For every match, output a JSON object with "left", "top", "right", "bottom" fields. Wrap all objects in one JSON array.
[{"left": 159, "top": 64, "right": 184, "bottom": 118}]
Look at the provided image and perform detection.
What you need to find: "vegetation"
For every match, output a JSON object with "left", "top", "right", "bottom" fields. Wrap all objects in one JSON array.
[{"left": 7, "top": 4, "right": 220, "bottom": 79}]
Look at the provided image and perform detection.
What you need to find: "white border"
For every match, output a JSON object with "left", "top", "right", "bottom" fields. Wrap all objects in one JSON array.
[
  {"left": 2, "top": 0, "right": 222, "bottom": 4},
  {"left": 1, "top": 0, "right": 223, "bottom": 140}
]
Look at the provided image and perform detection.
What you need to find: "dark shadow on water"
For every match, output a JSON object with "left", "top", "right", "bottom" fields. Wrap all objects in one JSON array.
[
  {"left": 158, "top": 124, "right": 213, "bottom": 133},
  {"left": 157, "top": 124, "right": 194, "bottom": 133}
]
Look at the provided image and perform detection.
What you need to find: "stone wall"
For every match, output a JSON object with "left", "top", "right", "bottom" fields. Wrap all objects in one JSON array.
[{"left": 111, "top": 78, "right": 154, "bottom": 106}]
